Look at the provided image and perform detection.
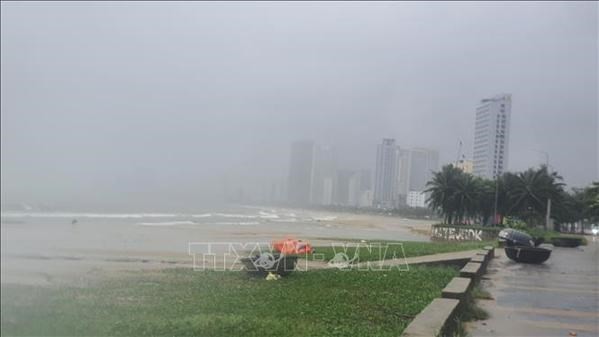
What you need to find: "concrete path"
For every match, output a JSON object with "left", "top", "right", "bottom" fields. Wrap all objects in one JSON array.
[
  {"left": 469, "top": 237, "right": 599, "bottom": 337},
  {"left": 299, "top": 249, "right": 479, "bottom": 270}
]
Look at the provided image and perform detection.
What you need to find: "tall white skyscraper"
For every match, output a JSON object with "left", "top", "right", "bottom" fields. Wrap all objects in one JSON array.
[
  {"left": 408, "top": 148, "right": 439, "bottom": 192},
  {"left": 373, "top": 138, "right": 401, "bottom": 208},
  {"left": 473, "top": 94, "right": 512, "bottom": 179}
]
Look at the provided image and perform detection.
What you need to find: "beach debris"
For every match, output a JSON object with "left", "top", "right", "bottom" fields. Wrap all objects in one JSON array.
[
  {"left": 272, "top": 238, "right": 313, "bottom": 255},
  {"left": 498, "top": 229, "right": 551, "bottom": 264},
  {"left": 241, "top": 238, "right": 312, "bottom": 277},
  {"left": 498, "top": 228, "right": 535, "bottom": 247},
  {"left": 255, "top": 252, "right": 277, "bottom": 269},
  {"left": 241, "top": 253, "right": 298, "bottom": 277},
  {"left": 568, "top": 331, "right": 577, "bottom": 336},
  {"left": 265, "top": 272, "right": 281, "bottom": 281}
]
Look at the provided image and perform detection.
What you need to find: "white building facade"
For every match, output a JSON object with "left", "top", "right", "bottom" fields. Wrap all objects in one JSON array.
[
  {"left": 407, "top": 191, "right": 427, "bottom": 208},
  {"left": 473, "top": 94, "right": 512, "bottom": 179},
  {"left": 373, "top": 138, "right": 401, "bottom": 208}
]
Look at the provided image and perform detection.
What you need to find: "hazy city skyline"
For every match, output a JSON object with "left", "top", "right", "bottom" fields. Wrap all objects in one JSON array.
[{"left": 1, "top": 2, "right": 597, "bottom": 211}]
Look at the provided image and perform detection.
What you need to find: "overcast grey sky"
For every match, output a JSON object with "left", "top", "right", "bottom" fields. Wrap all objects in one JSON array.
[{"left": 1, "top": 1, "right": 597, "bottom": 210}]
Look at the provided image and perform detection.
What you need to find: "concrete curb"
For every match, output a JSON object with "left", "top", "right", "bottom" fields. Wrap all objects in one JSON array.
[
  {"left": 402, "top": 298, "right": 460, "bottom": 337},
  {"left": 401, "top": 247, "right": 495, "bottom": 337}
]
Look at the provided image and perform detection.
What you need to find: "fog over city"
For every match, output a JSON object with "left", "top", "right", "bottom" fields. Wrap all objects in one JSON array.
[{"left": 1, "top": 1, "right": 597, "bottom": 211}]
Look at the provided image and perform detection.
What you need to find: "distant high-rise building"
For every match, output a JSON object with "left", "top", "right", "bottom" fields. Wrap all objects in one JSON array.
[
  {"left": 407, "top": 148, "right": 439, "bottom": 193},
  {"left": 359, "top": 169, "right": 372, "bottom": 192},
  {"left": 374, "top": 139, "right": 401, "bottom": 208},
  {"left": 358, "top": 190, "right": 374, "bottom": 208},
  {"left": 407, "top": 191, "right": 427, "bottom": 208},
  {"left": 334, "top": 170, "right": 355, "bottom": 206},
  {"left": 287, "top": 141, "right": 337, "bottom": 206},
  {"left": 334, "top": 169, "right": 365, "bottom": 206},
  {"left": 334, "top": 169, "right": 372, "bottom": 207},
  {"left": 287, "top": 141, "right": 316, "bottom": 205},
  {"left": 311, "top": 145, "right": 337, "bottom": 205},
  {"left": 398, "top": 149, "right": 411, "bottom": 198},
  {"left": 473, "top": 94, "right": 512, "bottom": 179},
  {"left": 454, "top": 158, "right": 474, "bottom": 174}
]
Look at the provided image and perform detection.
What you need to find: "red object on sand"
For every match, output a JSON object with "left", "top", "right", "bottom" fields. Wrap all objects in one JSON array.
[{"left": 273, "top": 238, "right": 313, "bottom": 255}]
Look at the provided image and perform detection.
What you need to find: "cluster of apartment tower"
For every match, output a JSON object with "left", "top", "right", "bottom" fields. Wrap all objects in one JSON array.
[
  {"left": 286, "top": 94, "right": 511, "bottom": 209},
  {"left": 286, "top": 140, "right": 440, "bottom": 209}
]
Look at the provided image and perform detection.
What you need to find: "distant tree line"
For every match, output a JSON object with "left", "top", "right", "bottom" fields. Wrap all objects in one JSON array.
[{"left": 425, "top": 165, "right": 599, "bottom": 229}]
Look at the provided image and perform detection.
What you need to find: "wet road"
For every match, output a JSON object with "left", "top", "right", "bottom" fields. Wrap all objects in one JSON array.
[{"left": 469, "top": 236, "right": 599, "bottom": 337}]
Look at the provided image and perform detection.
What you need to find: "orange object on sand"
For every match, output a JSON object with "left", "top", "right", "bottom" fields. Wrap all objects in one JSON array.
[{"left": 273, "top": 238, "right": 313, "bottom": 255}]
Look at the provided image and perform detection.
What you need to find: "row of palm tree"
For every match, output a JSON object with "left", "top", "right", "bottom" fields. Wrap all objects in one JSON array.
[{"left": 425, "top": 165, "right": 599, "bottom": 228}]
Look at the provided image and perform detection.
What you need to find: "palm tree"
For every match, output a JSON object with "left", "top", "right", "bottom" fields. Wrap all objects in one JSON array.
[
  {"left": 504, "top": 165, "right": 565, "bottom": 228},
  {"left": 587, "top": 182, "right": 599, "bottom": 219},
  {"left": 452, "top": 173, "right": 481, "bottom": 224},
  {"left": 475, "top": 178, "right": 497, "bottom": 225},
  {"left": 425, "top": 165, "right": 463, "bottom": 224}
]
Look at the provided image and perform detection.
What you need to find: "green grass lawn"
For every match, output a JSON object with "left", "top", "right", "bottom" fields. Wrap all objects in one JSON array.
[
  {"left": 310, "top": 240, "right": 494, "bottom": 262},
  {"left": 1, "top": 266, "right": 458, "bottom": 337}
]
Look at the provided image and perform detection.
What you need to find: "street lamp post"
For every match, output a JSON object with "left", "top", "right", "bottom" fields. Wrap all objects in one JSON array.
[
  {"left": 532, "top": 149, "right": 551, "bottom": 230},
  {"left": 493, "top": 171, "right": 499, "bottom": 226}
]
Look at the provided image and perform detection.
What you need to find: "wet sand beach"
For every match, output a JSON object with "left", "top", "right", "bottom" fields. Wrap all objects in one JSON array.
[{"left": 1, "top": 207, "right": 434, "bottom": 286}]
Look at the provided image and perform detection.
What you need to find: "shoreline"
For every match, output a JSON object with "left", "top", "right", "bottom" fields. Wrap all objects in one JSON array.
[{"left": 1, "top": 207, "right": 435, "bottom": 286}]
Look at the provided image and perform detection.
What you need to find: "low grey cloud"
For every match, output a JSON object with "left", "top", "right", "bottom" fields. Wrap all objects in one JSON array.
[{"left": 1, "top": 1, "right": 597, "bottom": 210}]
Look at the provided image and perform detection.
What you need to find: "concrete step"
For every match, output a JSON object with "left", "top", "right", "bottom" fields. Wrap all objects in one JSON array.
[{"left": 402, "top": 298, "right": 460, "bottom": 337}]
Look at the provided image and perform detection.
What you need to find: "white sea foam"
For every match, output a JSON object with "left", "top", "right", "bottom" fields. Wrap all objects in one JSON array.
[
  {"left": 313, "top": 216, "right": 337, "bottom": 221},
  {"left": 214, "top": 213, "right": 258, "bottom": 219},
  {"left": 259, "top": 211, "right": 279, "bottom": 219},
  {"left": 191, "top": 213, "right": 212, "bottom": 218},
  {"left": 274, "top": 218, "right": 298, "bottom": 223},
  {"left": 239, "top": 222, "right": 259, "bottom": 226},
  {"left": 137, "top": 221, "right": 196, "bottom": 226},
  {"left": 207, "top": 221, "right": 259, "bottom": 226}
]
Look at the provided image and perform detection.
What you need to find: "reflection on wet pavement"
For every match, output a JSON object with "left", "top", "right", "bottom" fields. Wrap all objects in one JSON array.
[{"left": 469, "top": 237, "right": 599, "bottom": 337}]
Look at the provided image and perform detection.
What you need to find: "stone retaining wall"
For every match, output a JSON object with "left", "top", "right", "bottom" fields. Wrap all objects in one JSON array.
[{"left": 401, "top": 246, "right": 494, "bottom": 337}]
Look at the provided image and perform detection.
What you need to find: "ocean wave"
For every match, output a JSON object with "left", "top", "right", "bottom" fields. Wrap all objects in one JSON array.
[
  {"left": 273, "top": 218, "right": 298, "bottom": 223},
  {"left": 313, "top": 216, "right": 337, "bottom": 221},
  {"left": 214, "top": 213, "right": 258, "bottom": 219},
  {"left": 207, "top": 221, "right": 260, "bottom": 226},
  {"left": 137, "top": 221, "right": 196, "bottom": 226},
  {"left": 259, "top": 211, "right": 279, "bottom": 219},
  {"left": 0, "top": 212, "right": 179, "bottom": 219},
  {"left": 191, "top": 213, "right": 212, "bottom": 218}
]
